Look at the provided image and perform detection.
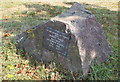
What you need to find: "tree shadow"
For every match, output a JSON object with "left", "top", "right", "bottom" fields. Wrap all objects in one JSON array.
[{"left": 2, "top": 2, "right": 118, "bottom": 80}]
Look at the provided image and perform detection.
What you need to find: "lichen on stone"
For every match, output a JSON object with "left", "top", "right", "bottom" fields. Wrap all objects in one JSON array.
[
  {"left": 24, "top": 29, "right": 33, "bottom": 33},
  {"left": 27, "top": 32, "right": 35, "bottom": 39}
]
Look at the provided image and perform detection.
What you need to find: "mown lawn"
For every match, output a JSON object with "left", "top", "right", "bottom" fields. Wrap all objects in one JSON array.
[{"left": 1, "top": 1, "right": 118, "bottom": 80}]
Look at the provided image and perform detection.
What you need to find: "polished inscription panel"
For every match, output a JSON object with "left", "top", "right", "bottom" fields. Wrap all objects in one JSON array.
[{"left": 43, "top": 27, "right": 70, "bottom": 56}]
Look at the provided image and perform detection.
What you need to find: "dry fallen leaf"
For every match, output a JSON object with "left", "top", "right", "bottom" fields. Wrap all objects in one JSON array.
[
  {"left": 2, "top": 16, "right": 8, "bottom": 22},
  {"left": 2, "top": 16, "right": 8, "bottom": 19},
  {"left": 50, "top": 7, "right": 55, "bottom": 10},
  {"left": 15, "top": 63, "right": 21, "bottom": 68},
  {"left": 104, "top": 61, "right": 109, "bottom": 65},
  {"left": 0, "top": 56, "right": 2, "bottom": 59},
  {"left": 1, "top": 52, "right": 5, "bottom": 55},
  {"left": 4, "top": 33, "right": 11, "bottom": 37},
  {"left": 27, "top": 72, "right": 33, "bottom": 76},
  {"left": 18, "top": 14, "right": 26, "bottom": 17},
  {"left": 17, "top": 69, "right": 22, "bottom": 74},
  {"left": 34, "top": 66, "right": 38, "bottom": 69},
  {"left": 33, "top": 75, "right": 40, "bottom": 80}
]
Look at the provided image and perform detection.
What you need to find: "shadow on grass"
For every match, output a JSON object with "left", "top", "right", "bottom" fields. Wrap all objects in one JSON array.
[{"left": 2, "top": 2, "right": 118, "bottom": 80}]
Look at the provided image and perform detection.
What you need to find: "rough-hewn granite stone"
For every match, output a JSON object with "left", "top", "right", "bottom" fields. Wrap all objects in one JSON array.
[{"left": 15, "top": 2, "right": 112, "bottom": 75}]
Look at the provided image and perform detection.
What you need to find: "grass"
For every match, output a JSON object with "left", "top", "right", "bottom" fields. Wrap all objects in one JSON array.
[{"left": 1, "top": 1, "right": 118, "bottom": 80}]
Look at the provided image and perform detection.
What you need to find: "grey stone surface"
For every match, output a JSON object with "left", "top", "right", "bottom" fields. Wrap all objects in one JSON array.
[{"left": 15, "top": 2, "right": 112, "bottom": 75}]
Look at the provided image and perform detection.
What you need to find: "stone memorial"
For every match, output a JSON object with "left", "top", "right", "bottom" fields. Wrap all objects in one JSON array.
[{"left": 15, "top": 2, "right": 112, "bottom": 75}]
